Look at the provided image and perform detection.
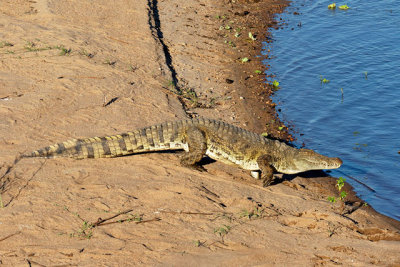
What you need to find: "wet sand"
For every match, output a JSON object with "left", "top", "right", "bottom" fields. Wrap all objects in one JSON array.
[{"left": 0, "top": 0, "right": 399, "bottom": 265}]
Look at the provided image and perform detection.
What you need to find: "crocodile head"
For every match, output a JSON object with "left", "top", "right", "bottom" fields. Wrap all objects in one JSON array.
[{"left": 274, "top": 148, "right": 343, "bottom": 174}]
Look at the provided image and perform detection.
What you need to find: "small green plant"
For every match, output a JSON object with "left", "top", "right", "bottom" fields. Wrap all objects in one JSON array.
[
  {"left": 103, "top": 59, "right": 116, "bottom": 65},
  {"left": 328, "top": 177, "right": 347, "bottom": 203},
  {"left": 240, "top": 209, "right": 252, "bottom": 218},
  {"left": 80, "top": 49, "right": 94, "bottom": 58},
  {"left": 79, "top": 221, "right": 94, "bottom": 239},
  {"left": 24, "top": 41, "right": 50, "bottom": 52},
  {"left": 194, "top": 240, "right": 206, "bottom": 247},
  {"left": 70, "top": 221, "right": 94, "bottom": 239},
  {"left": 24, "top": 41, "right": 47, "bottom": 52},
  {"left": 234, "top": 32, "right": 240, "bottom": 38},
  {"left": 62, "top": 206, "right": 93, "bottom": 239},
  {"left": 164, "top": 80, "right": 203, "bottom": 107},
  {"left": 127, "top": 214, "right": 143, "bottom": 222},
  {"left": 0, "top": 41, "right": 13, "bottom": 48},
  {"left": 336, "top": 177, "right": 345, "bottom": 191},
  {"left": 22, "top": 41, "right": 73, "bottom": 55},
  {"left": 240, "top": 207, "right": 264, "bottom": 219},
  {"left": 24, "top": 41, "right": 35, "bottom": 51},
  {"left": 208, "top": 97, "right": 216, "bottom": 107},
  {"left": 166, "top": 80, "right": 177, "bottom": 92},
  {"left": 248, "top": 32, "right": 256, "bottom": 41},
  {"left": 214, "top": 225, "right": 231, "bottom": 237},
  {"left": 328, "top": 196, "right": 336, "bottom": 203},
  {"left": 56, "top": 45, "right": 71, "bottom": 56},
  {"left": 254, "top": 70, "right": 262, "bottom": 74},
  {"left": 224, "top": 40, "right": 235, "bottom": 47},
  {"left": 241, "top": 57, "right": 249, "bottom": 63}
]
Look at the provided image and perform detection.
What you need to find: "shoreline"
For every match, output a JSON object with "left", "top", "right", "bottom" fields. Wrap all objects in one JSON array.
[
  {"left": 0, "top": 0, "right": 399, "bottom": 265},
  {"left": 233, "top": 0, "right": 400, "bottom": 226}
]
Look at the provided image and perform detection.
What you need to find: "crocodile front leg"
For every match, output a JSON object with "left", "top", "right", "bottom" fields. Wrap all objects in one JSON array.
[
  {"left": 180, "top": 127, "right": 207, "bottom": 171},
  {"left": 257, "top": 154, "right": 276, "bottom": 187}
]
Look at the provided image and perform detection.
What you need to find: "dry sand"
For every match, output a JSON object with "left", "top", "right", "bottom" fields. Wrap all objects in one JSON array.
[{"left": 0, "top": 0, "right": 399, "bottom": 266}]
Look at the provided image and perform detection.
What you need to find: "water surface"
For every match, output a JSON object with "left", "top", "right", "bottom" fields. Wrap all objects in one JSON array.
[{"left": 265, "top": 0, "right": 400, "bottom": 219}]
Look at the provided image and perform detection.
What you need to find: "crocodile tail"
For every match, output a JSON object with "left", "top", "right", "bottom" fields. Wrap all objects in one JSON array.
[{"left": 23, "top": 121, "right": 188, "bottom": 159}]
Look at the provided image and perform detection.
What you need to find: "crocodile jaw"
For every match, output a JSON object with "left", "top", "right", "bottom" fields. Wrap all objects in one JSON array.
[{"left": 274, "top": 149, "right": 343, "bottom": 174}]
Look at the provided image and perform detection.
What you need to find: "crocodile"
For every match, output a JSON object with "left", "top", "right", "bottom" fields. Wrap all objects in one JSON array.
[{"left": 23, "top": 117, "right": 342, "bottom": 186}]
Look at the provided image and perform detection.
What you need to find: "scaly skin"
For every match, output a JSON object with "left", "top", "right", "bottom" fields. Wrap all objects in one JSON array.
[{"left": 24, "top": 118, "right": 343, "bottom": 186}]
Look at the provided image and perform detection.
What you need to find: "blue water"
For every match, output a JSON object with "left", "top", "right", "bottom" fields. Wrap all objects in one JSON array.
[{"left": 265, "top": 0, "right": 400, "bottom": 220}]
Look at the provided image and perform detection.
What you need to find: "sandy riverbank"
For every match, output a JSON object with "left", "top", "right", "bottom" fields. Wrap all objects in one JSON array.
[{"left": 0, "top": 0, "right": 399, "bottom": 265}]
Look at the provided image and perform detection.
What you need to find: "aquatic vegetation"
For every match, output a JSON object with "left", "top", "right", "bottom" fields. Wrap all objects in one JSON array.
[
  {"left": 320, "top": 75, "right": 330, "bottom": 84},
  {"left": 353, "top": 143, "right": 368, "bottom": 151},
  {"left": 327, "top": 3, "right": 349, "bottom": 10},
  {"left": 272, "top": 80, "right": 280, "bottom": 89}
]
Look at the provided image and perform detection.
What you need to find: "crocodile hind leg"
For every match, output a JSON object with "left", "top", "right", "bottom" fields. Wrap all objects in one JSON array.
[
  {"left": 257, "top": 154, "right": 275, "bottom": 187},
  {"left": 179, "top": 127, "right": 207, "bottom": 171}
]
